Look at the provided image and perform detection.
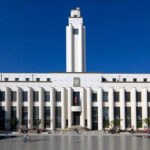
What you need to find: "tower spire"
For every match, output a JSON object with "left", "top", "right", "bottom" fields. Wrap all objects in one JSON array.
[{"left": 66, "top": 8, "right": 86, "bottom": 72}]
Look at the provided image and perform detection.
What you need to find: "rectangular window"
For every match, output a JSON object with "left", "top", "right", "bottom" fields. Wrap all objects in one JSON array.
[
  {"left": 44, "top": 92, "right": 50, "bottom": 102},
  {"left": 144, "top": 78, "right": 147, "bottom": 82},
  {"left": 15, "top": 78, "right": 19, "bottom": 81},
  {"left": 0, "top": 106, "right": 5, "bottom": 130},
  {"left": 73, "top": 92, "right": 80, "bottom": 106},
  {"left": 26, "top": 78, "right": 30, "bottom": 81},
  {"left": 22, "top": 91, "right": 28, "bottom": 102},
  {"left": 36, "top": 78, "right": 40, "bottom": 82},
  {"left": 114, "top": 107, "right": 120, "bottom": 127},
  {"left": 5, "top": 78, "right": 8, "bottom": 81},
  {"left": 92, "top": 107, "right": 98, "bottom": 130},
  {"left": 33, "top": 107, "right": 39, "bottom": 127},
  {"left": 22, "top": 106, "right": 28, "bottom": 127},
  {"left": 73, "top": 29, "right": 78, "bottom": 35},
  {"left": 137, "top": 107, "right": 142, "bottom": 128},
  {"left": 55, "top": 107, "right": 61, "bottom": 128},
  {"left": 136, "top": 92, "right": 141, "bottom": 102},
  {"left": 103, "top": 107, "right": 109, "bottom": 128},
  {"left": 56, "top": 91, "right": 61, "bottom": 102},
  {"left": 11, "top": 106, "right": 16, "bottom": 119},
  {"left": 133, "top": 78, "right": 137, "bottom": 82},
  {"left": 47, "top": 78, "right": 50, "bottom": 82},
  {"left": 125, "top": 107, "right": 131, "bottom": 128},
  {"left": 73, "top": 77, "right": 80, "bottom": 87},
  {"left": 0, "top": 91, "right": 5, "bottom": 101},
  {"left": 44, "top": 106, "right": 50, "bottom": 128},
  {"left": 11, "top": 91, "right": 16, "bottom": 102},
  {"left": 112, "top": 78, "right": 116, "bottom": 82},
  {"left": 114, "top": 92, "right": 119, "bottom": 102},
  {"left": 125, "top": 92, "right": 130, "bottom": 102},
  {"left": 147, "top": 92, "right": 150, "bottom": 102},
  {"left": 33, "top": 91, "right": 39, "bottom": 102},
  {"left": 123, "top": 78, "right": 126, "bottom": 82},
  {"left": 92, "top": 93, "right": 97, "bottom": 102},
  {"left": 103, "top": 92, "right": 108, "bottom": 102}
]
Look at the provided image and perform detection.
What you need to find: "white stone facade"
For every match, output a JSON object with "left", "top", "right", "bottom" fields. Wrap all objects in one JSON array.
[{"left": 0, "top": 8, "right": 150, "bottom": 131}]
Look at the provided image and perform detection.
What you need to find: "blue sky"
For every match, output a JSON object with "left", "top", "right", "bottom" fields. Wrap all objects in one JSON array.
[{"left": 0, "top": 0, "right": 150, "bottom": 73}]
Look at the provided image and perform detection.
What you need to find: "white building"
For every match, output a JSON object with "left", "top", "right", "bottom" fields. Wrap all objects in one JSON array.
[{"left": 0, "top": 8, "right": 150, "bottom": 131}]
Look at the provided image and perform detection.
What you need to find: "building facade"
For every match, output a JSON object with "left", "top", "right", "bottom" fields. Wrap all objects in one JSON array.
[{"left": 0, "top": 8, "right": 150, "bottom": 131}]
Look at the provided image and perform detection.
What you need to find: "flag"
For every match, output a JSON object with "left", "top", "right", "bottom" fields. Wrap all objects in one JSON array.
[{"left": 75, "top": 95, "right": 78, "bottom": 105}]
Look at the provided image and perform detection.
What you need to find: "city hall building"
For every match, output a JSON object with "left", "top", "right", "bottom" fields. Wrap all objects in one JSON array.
[{"left": 0, "top": 8, "right": 150, "bottom": 131}]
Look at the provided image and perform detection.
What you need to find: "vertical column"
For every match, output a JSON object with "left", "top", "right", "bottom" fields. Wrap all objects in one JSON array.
[
  {"left": 98, "top": 88, "right": 103, "bottom": 130},
  {"left": 50, "top": 87, "right": 55, "bottom": 130},
  {"left": 120, "top": 88, "right": 125, "bottom": 130},
  {"left": 109, "top": 88, "right": 114, "bottom": 128},
  {"left": 81, "top": 88, "right": 85, "bottom": 127},
  {"left": 39, "top": 87, "right": 44, "bottom": 129},
  {"left": 87, "top": 88, "right": 92, "bottom": 129},
  {"left": 68, "top": 87, "right": 72, "bottom": 128},
  {"left": 5, "top": 87, "right": 11, "bottom": 130},
  {"left": 28, "top": 87, "right": 33, "bottom": 129},
  {"left": 142, "top": 88, "right": 148, "bottom": 129},
  {"left": 131, "top": 88, "right": 137, "bottom": 130},
  {"left": 66, "top": 24, "right": 73, "bottom": 72},
  {"left": 17, "top": 87, "right": 22, "bottom": 129},
  {"left": 61, "top": 87, "right": 66, "bottom": 129},
  {"left": 79, "top": 24, "right": 83, "bottom": 72}
]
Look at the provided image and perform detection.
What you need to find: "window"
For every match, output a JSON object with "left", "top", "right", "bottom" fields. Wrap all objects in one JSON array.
[
  {"left": 0, "top": 91, "right": 5, "bottom": 101},
  {"left": 102, "top": 78, "right": 106, "bottom": 82},
  {"left": 73, "top": 92, "right": 80, "bottom": 106},
  {"left": 144, "top": 78, "right": 147, "bottom": 82},
  {"left": 56, "top": 91, "right": 61, "bottom": 102},
  {"left": 22, "top": 91, "right": 28, "bottom": 102},
  {"left": 47, "top": 78, "right": 50, "bottom": 82},
  {"left": 125, "top": 92, "right": 130, "bottom": 102},
  {"left": 26, "top": 78, "right": 30, "bottom": 81},
  {"left": 147, "top": 92, "right": 150, "bottom": 102},
  {"left": 44, "top": 92, "right": 50, "bottom": 102},
  {"left": 33, "top": 107, "right": 39, "bottom": 120},
  {"left": 73, "top": 29, "right": 78, "bottom": 35},
  {"left": 114, "top": 107, "right": 120, "bottom": 126},
  {"left": 103, "top": 107, "right": 109, "bottom": 128},
  {"left": 125, "top": 107, "right": 131, "bottom": 128},
  {"left": 92, "top": 107, "right": 98, "bottom": 130},
  {"left": 22, "top": 107, "right": 28, "bottom": 127},
  {"left": 114, "top": 92, "right": 119, "bottom": 102},
  {"left": 11, "top": 106, "right": 16, "bottom": 119},
  {"left": 36, "top": 78, "right": 40, "bottom": 82},
  {"left": 55, "top": 107, "right": 61, "bottom": 128},
  {"left": 11, "top": 91, "right": 16, "bottom": 102},
  {"left": 15, "top": 78, "right": 19, "bottom": 81},
  {"left": 4, "top": 78, "right": 8, "bottom": 81},
  {"left": 136, "top": 92, "right": 141, "bottom": 102},
  {"left": 0, "top": 106, "right": 5, "bottom": 130},
  {"left": 33, "top": 91, "right": 39, "bottom": 102},
  {"left": 123, "top": 78, "right": 126, "bottom": 82},
  {"left": 137, "top": 107, "right": 142, "bottom": 128},
  {"left": 92, "top": 93, "right": 97, "bottom": 102},
  {"left": 133, "top": 78, "right": 137, "bottom": 82},
  {"left": 44, "top": 106, "right": 50, "bottom": 128},
  {"left": 112, "top": 78, "right": 116, "bottom": 82},
  {"left": 103, "top": 92, "right": 108, "bottom": 102},
  {"left": 73, "top": 77, "right": 80, "bottom": 87}
]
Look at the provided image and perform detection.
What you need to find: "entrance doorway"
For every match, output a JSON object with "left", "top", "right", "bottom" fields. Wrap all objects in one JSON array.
[{"left": 73, "top": 112, "right": 80, "bottom": 125}]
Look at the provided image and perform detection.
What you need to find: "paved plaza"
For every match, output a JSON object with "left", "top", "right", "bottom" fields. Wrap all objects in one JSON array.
[{"left": 0, "top": 135, "right": 150, "bottom": 150}]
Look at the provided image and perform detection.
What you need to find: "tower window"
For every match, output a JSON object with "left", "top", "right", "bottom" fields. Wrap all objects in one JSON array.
[{"left": 73, "top": 29, "right": 78, "bottom": 35}]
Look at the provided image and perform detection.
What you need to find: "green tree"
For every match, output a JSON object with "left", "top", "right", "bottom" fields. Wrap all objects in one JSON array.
[
  {"left": 110, "top": 119, "right": 122, "bottom": 127},
  {"left": 33, "top": 119, "right": 41, "bottom": 129}
]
